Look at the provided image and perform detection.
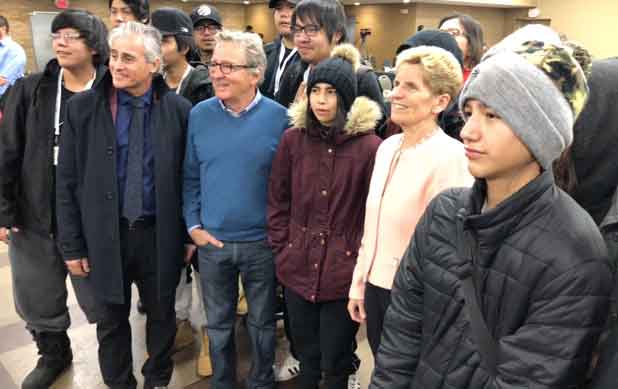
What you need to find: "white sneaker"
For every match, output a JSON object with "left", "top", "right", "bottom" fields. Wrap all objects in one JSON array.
[
  {"left": 348, "top": 373, "right": 361, "bottom": 389},
  {"left": 273, "top": 354, "right": 300, "bottom": 382}
]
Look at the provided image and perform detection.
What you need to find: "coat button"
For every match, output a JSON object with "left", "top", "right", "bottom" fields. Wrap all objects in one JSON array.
[
  {"left": 311, "top": 295, "right": 315, "bottom": 301},
  {"left": 288, "top": 243, "right": 293, "bottom": 247},
  {"left": 327, "top": 148, "right": 333, "bottom": 153},
  {"left": 321, "top": 189, "right": 327, "bottom": 196},
  {"left": 346, "top": 251, "right": 352, "bottom": 256},
  {"left": 105, "top": 192, "right": 113, "bottom": 200},
  {"left": 106, "top": 147, "right": 113, "bottom": 156},
  {"left": 314, "top": 263, "right": 318, "bottom": 269},
  {"left": 302, "top": 227, "right": 307, "bottom": 232},
  {"left": 320, "top": 240, "right": 325, "bottom": 245}
]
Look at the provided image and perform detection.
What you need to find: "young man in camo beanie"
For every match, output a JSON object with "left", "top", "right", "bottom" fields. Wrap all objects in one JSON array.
[{"left": 369, "top": 40, "right": 612, "bottom": 389}]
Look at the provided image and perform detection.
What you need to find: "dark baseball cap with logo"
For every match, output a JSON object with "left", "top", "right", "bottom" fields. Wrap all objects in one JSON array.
[
  {"left": 269, "top": 0, "right": 299, "bottom": 8},
  {"left": 151, "top": 8, "right": 193, "bottom": 36},
  {"left": 190, "top": 5, "right": 222, "bottom": 27}
]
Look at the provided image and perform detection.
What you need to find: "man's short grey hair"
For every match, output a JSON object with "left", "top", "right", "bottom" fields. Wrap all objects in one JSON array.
[
  {"left": 215, "top": 30, "right": 267, "bottom": 85},
  {"left": 109, "top": 21, "right": 161, "bottom": 64}
]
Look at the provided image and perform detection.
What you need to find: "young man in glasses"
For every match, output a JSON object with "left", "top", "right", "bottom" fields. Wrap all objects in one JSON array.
[
  {"left": 276, "top": 0, "right": 385, "bottom": 126},
  {"left": 261, "top": 0, "right": 300, "bottom": 99},
  {"left": 0, "top": 10, "right": 108, "bottom": 389},
  {"left": 190, "top": 4, "right": 223, "bottom": 65},
  {"left": 109, "top": 0, "right": 150, "bottom": 28},
  {"left": 183, "top": 30, "right": 288, "bottom": 389}
]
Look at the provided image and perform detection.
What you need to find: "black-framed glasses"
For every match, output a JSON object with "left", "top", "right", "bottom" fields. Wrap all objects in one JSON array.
[
  {"left": 291, "top": 24, "right": 320, "bottom": 37},
  {"left": 195, "top": 24, "right": 221, "bottom": 34},
  {"left": 208, "top": 62, "right": 255, "bottom": 74},
  {"left": 441, "top": 27, "right": 464, "bottom": 37},
  {"left": 50, "top": 32, "right": 82, "bottom": 42}
]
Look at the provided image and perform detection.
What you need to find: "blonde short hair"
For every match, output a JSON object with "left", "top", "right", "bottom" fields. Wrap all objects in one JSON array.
[
  {"left": 395, "top": 45, "right": 463, "bottom": 100},
  {"left": 215, "top": 30, "right": 267, "bottom": 86}
]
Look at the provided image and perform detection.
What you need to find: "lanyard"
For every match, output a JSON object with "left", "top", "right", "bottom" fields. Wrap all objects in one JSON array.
[
  {"left": 274, "top": 41, "right": 297, "bottom": 95},
  {"left": 164, "top": 64, "right": 192, "bottom": 95},
  {"left": 54, "top": 68, "right": 96, "bottom": 165}
]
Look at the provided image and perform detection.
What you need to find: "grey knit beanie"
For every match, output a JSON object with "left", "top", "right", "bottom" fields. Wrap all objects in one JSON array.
[{"left": 460, "top": 41, "right": 588, "bottom": 169}]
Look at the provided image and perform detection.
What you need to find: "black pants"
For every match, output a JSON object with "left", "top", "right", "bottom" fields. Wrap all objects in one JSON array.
[
  {"left": 95, "top": 220, "right": 176, "bottom": 389},
  {"left": 285, "top": 288, "right": 358, "bottom": 389},
  {"left": 365, "top": 282, "right": 391, "bottom": 356}
]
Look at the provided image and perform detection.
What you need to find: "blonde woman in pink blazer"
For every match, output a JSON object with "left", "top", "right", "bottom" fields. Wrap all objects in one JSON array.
[{"left": 348, "top": 45, "right": 473, "bottom": 355}]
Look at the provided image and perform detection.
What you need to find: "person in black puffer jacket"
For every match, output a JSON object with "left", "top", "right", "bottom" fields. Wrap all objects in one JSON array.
[{"left": 370, "top": 40, "right": 613, "bottom": 389}]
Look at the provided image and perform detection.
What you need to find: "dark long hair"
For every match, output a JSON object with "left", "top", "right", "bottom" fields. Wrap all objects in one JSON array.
[
  {"left": 51, "top": 9, "right": 109, "bottom": 66},
  {"left": 108, "top": 0, "right": 150, "bottom": 24},
  {"left": 553, "top": 146, "right": 578, "bottom": 195},
  {"left": 438, "top": 13, "right": 484, "bottom": 69}
]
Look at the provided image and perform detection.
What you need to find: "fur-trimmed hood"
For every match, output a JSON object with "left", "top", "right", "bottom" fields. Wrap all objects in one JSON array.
[{"left": 287, "top": 96, "right": 382, "bottom": 138}]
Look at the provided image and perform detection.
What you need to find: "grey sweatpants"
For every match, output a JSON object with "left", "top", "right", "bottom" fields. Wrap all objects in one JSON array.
[{"left": 8, "top": 228, "right": 99, "bottom": 333}]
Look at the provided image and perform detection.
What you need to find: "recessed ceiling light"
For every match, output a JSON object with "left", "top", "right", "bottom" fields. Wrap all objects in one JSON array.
[
  {"left": 403, "top": 0, "right": 411, "bottom": 3},
  {"left": 243, "top": 0, "right": 250, "bottom": 4},
  {"left": 354, "top": 2, "right": 360, "bottom": 5}
]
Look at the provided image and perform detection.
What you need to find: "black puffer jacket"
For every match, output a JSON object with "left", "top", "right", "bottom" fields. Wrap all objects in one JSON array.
[
  {"left": 179, "top": 65, "right": 213, "bottom": 106},
  {"left": 371, "top": 171, "right": 613, "bottom": 389}
]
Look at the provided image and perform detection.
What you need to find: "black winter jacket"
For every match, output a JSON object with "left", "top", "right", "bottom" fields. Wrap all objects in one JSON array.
[
  {"left": 178, "top": 65, "right": 213, "bottom": 106},
  {"left": 371, "top": 171, "right": 613, "bottom": 389},
  {"left": 0, "top": 59, "right": 107, "bottom": 235},
  {"left": 261, "top": 36, "right": 301, "bottom": 99},
  {"left": 275, "top": 59, "right": 387, "bottom": 134}
]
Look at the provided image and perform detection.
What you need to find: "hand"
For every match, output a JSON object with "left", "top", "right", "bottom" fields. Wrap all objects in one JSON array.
[
  {"left": 189, "top": 228, "right": 224, "bottom": 248},
  {"left": 0, "top": 226, "right": 19, "bottom": 244},
  {"left": 0, "top": 76, "right": 7, "bottom": 86},
  {"left": 184, "top": 244, "right": 197, "bottom": 263},
  {"left": 348, "top": 298, "right": 367, "bottom": 323},
  {"left": 65, "top": 258, "right": 90, "bottom": 277}
]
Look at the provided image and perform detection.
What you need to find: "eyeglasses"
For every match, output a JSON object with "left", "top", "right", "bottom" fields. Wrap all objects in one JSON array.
[
  {"left": 291, "top": 24, "right": 320, "bottom": 37},
  {"left": 441, "top": 28, "right": 464, "bottom": 37},
  {"left": 195, "top": 24, "right": 221, "bottom": 34},
  {"left": 208, "top": 62, "right": 255, "bottom": 74},
  {"left": 50, "top": 32, "right": 82, "bottom": 42}
]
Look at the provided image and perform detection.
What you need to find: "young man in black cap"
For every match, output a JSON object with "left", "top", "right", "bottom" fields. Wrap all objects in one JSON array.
[
  {"left": 261, "top": 0, "right": 300, "bottom": 99},
  {"left": 190, "top": 4, "right": 223, "bottom": 65},
  {"left": 109, "top": 0, "right": 150, "bottom": 28},
  {"left": 0, "top": 9, "right": 108, "bottom": 389},
  {"left": 151, "top": 7, "right": 214, "bottom": 378}
]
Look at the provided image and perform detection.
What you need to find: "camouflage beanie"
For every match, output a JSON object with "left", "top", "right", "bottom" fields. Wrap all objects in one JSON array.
[{"left": 460, "top": 41, "right": 588, "bottom": 169}]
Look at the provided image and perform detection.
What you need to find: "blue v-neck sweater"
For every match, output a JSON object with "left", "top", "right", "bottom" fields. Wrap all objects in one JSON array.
[{"left": 183, "top": 96, "right": 288, "bottom": 241}]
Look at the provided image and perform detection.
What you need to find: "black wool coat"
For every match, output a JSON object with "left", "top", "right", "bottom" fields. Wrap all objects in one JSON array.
[
  {"left": 371, "top": 171, "right": 613, "bottom": 389},
  {"left": 56, "top": 72, "right": 192, "bottom": 305}
]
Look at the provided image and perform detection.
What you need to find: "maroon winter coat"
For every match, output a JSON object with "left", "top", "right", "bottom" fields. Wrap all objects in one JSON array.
[{"left": 267, "top": 96, "right": 383, "bottom": 302}]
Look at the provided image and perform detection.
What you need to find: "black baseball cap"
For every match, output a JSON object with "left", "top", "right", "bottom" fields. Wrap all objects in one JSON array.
[
  {"left": 269, "top": 0, "right": 299, "bottom": 8},
  {"left": 190, "top": 5, "right": 222, "bottom": 27},
  {"left": 151, "top": 8, "right": 193, "bottom": 36}
]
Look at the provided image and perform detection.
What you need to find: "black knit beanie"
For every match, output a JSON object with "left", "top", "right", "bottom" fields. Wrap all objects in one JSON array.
[
  {"left": 396, "top": 29, "right": 464, "bottom": 69},
  {"left": 307, "top": 44, "right": 360, "bottom": 113}
]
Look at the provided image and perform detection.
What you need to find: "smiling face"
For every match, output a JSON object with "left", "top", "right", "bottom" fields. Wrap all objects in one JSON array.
[
  {"left": 389, "top": 62, "right": 448, "bottom": 132},
  {"left": 273, "top": 1, "right": 295, "bottom": 37},
  {"left": 210, "top": 41, "right": 259, "bottom": 106},
  {"left": 309, "top": 82, "right": 338, "bottom": 127},
  {"left": 460, "top": 99, "right": 539, "bottom": 180},
  {"left": 293, "top": 16, "right": 340, "bottom": 65},
  {"left": 109, "top": 34, "right": 159, "bottom": 96},
  {"left": 52, "top": 27, "right": 96, "bottom": 70}
]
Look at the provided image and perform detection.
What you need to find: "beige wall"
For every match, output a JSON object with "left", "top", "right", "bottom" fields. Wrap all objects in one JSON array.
[
  {"left": 535, "top": 0, "right": 618, "bottom": 59},
  {"left": 3, "top": 0, "right": 246, "bottom": 73},
  {"left": 345, "top": 4, "right": 417, "bottom": 69},
  {"left": 245, "top": 4, "right": 277, "bottom": 44}
]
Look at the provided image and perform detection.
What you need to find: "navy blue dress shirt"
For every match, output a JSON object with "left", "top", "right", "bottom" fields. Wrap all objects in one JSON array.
[{"left": 116, "top": 88, "right": 155, "bottom": 217}]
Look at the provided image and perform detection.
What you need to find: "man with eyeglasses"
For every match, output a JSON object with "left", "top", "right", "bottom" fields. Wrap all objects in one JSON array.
[
  {"left": 0, "top": 10, "right": 108, "bottom": 389},
  {"left": 183, "top": 30, "right": 288, "bottom": 389},
  {"left": 190, "top": 5, "right": 223, "bottom": 65},
  {"left": 276, "top": 0, "right": 385, "bottom": 132},
  {"left": 261, "top": 0, "right": 300, "bottom": 99},
  {"left": 56, "top": 21, "right": 192, "bottom": 389},
  {"left": 109, "top": 0, "right": 150, "bottom": 28}
]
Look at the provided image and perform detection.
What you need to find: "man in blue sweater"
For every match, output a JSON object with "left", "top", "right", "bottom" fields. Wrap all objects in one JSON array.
[{"left": 183, "top": 30, "right": 288, "bottom": 389}]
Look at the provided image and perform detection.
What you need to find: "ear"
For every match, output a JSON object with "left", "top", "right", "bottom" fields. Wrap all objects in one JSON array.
[
  {"left": 432, "top": 94, "right": 451, "bottom": 115},
  {"left": 331, "top": 31, "right": 343, "bottom": 45},
  {"left": 151, "top": 57, "right": 162, "bottom": 74}
]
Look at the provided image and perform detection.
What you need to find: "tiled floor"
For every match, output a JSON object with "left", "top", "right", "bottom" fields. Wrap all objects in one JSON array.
[{"left": 0, "top": 243, "right": 375, "bottom": 388}]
